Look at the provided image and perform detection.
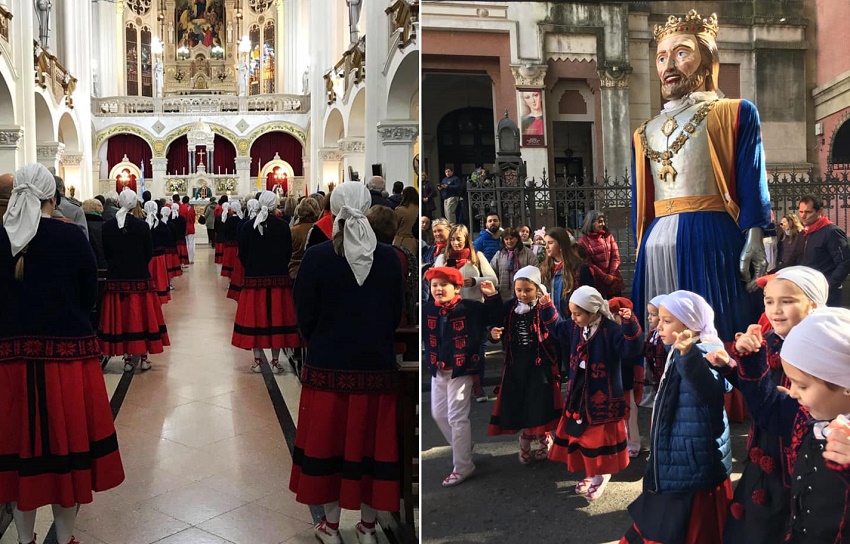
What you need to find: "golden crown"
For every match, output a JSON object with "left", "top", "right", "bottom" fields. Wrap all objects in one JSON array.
[{"left": 653, "top": 10, "right": 718, "bottom": 42}]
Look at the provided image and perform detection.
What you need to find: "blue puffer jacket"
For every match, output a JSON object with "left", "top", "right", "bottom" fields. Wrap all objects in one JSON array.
[
  {"left": 473, "top": 231, "right": 502, "bottom": 262},
  {"left": 644, "top": 343, "right": 732, "bottom": 493}
]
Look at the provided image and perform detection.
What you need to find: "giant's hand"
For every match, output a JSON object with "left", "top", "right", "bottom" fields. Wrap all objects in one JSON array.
[{"left": 740, "top": 227, "right": 767, "bottom": 293}]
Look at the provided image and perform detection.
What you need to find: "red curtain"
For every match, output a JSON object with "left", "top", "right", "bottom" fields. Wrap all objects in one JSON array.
[
  {"left": 106, "top": 134, "right": 152, "bottom": 174},
  {"left": 213, "top": 134, "right": 237, "bottom": 175},
  {"left": 166, "top": 135, "right": 189, "bottom": 175},
  {"left": 250, "top": 131, "right": 303, "bottom": 176},
  {"left": 114, "top": 171, "right": 137, "bottom": 193}
]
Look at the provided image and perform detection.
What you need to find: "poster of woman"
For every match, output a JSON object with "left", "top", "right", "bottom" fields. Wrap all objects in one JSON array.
[{"left": 517, "top": 88, "right": 546, "bottom": 147}]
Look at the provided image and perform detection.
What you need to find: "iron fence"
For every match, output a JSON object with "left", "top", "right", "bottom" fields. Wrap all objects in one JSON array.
[{"left": 466, "top": 168, "right": 850, "bottom": 298}]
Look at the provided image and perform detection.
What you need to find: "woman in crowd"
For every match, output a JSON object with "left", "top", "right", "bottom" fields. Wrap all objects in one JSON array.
[
  {"left": 145, "top": 200, "right": 171, "bottom": 304},
  {"left": 289, "top": 196, "right": 320, "bottom": 280},
  {"left": 214, "top": 195, "right": 228, "bottom": 264},
  {"left": 290, "top": 181, "right": 403, "bottom": 544},
  {"left": 577, "top": 210, "right": 623, "bottom": 298},
  {"left": 392, "top": 186, "right": 419, "bottom": 254},
  {"left": 489, "top": 228, "right": 538, "bottom": 301},
  {"left": 0, "top": 164, "right": 125, "bottom": 544},
  {"left": 772, "top": 212, "right": 805, "bottom": 272},
  {"left": 306, "top": 189, "right": 334, "bottom": 250},
  {"left": 82, "top": 198, "right": 107, "bottom": 269},
  {"left": 539, "top": 226, "right": 594, "bottom": 317}
]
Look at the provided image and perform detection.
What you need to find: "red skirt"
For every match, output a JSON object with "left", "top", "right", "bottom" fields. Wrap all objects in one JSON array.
[
  {"left": 549, "top": 418, "right": 629, "bottom": 477},
  {"left": 221, "top": 242, "right": 237, "bottom": 278},
  {"left": 289, "top": 386, "right": 400, "bottom": 510},
  {"left": 214, "top": 241, "right": 225, "bottom": 264},
  {"left": 231, "top": 279, "right": 301, "bottom": 349},
  {"left": 148, "top": 254, "right": 171, "bottom": 304},
  {"left": 0, "top": 357, "right": 125, "bottom": 510},
  {"left": 98, "top": 281, "right": 170, "bottom": 356},
  {"left": 176, "top": 240, "right": 189, "bottom": 266},
  {"left": 166, "top": 247, "right": 182, "bottom": 278},
  {"left": 226, "top": 256, "right": 244, "bottom": 302}
]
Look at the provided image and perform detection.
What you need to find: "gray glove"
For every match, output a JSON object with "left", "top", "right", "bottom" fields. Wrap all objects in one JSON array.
[{"left": 740, "top": 227, "right": 767, "bottom": 293}]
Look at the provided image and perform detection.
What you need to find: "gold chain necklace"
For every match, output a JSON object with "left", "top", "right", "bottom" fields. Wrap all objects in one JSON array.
[{"left": 638, "top": 100, "right": 717, "bottom": 183}]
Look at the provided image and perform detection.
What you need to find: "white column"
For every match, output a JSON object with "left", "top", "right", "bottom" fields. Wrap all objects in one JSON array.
[
  {"left": 339, "top": 137, "right": 365, "bottom": 183},
  {"left": 37, "top": 142, "right": 65, "bottom": 173},
  {"left": 235, "top": 156, "right": 253, "bottom": 195},
  {"left": 319, "top": 147, "right": 342, "bottom": 190},
  {"left": 363, "top": 0, "right": 389, "bottom": 170},
  {"left": 151, "top": 157, "right": 168, "bottom": 198},
  {"left": 12, "top": 0, "right": 37, "bottom": 162},
  {"left": 74, "top": 0, "right": 95, "bottom": 199},
  {"left": 60, "top": 154, "right": 84, "bottom": 198},
  {"left": 0, "top": 127, "right": 24, "bottom": 172},
  {"left": 114, "top": 1, "right": 125, "bottom": 96},
  {"left": 282, "top": 0, "right": 298, "bottom": 94},
  {"left": 377, "top": 122, "right": 418, "bottom": 186},
  {"left": 598, "top": 66, "right": 632, "bottom": 178}
]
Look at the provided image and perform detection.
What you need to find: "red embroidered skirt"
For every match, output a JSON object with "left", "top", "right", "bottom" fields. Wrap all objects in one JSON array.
[
  {"left": 231, "top": 276, "right": 300, "bottom": 349},
  {"left": 214, "top": 241, "right": 225, "bottom": 264},
  {"left": 226, "top": 256, "right": 244, "bottom": 302},
  {"left": 0, "top": 352, "right": 125, "bottom": 510},
  {"left": 221, "top": 242, "right": 237, "bottom": 278},
  {"left": 165, "top": 247, "right": 182, "bottom": 278},
  {"left": 176, "top": 239, "right": 189, "bottom": 266},
  {"left": 98, "top": 279, "right": 170, "bottom": 356},
  {"left": 148, "top": 254, "right": 171, "bottom": 304},
  {"left": 289, "top": 384, "right": 400, "bottom": 510},
  {"left": 549, "top": 418, "right": 629, "bottom": 477}
]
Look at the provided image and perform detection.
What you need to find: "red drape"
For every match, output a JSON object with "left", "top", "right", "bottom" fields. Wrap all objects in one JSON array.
[
  {"left": 106, "top": 134, "right": 152, "bottom": 174},
  {"left": 250, "top": 131, "right": 303, "bottom": 176},
  {"left": 166, "top": 135, "right": 190, "bottom": 175},
  {"left": 115, "top": 171, "right": 137, "bottom": 193},
  {"left": 213, "top": 134, "right": 237, "bottom": 175},
  {"left": 266, "top": 169, "right": 289, "bottom": 193}
]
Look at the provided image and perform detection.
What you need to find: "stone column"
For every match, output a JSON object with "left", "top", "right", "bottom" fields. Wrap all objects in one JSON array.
[
  {"left": 301, "top": 156, "right": 311, "bottom": 195},
  {"left": 338, "top": 137, "right": 365, "bottom": 183},
  {"left": 235, "top": 156, "right": 253, "bottom": 195},
  {"left": 59, "top": 153, "right": 84, "bottom": 197},
  {"left": 0, "top": 127, "right": 24, "bottom": 173},
  {"left": 377, "top": 121, "right": 418, "bottom": 186},
  {"left": 37, "top": 142, "right": 65, "bottom": 173},
  {"left": 511, "top": 64, "right": 548, "bottom": 182},
  {"left": 598, "top": 62, "right": 632, "bottom": 179},
  {"left": 151, "top": 157, "right": 168, "bottom": 198},
  {"left": 282, "top": 0, "right": 298, "bottom": 94},
  {"left": 319, "top": 147, "right": 342, "bottom": 190}
]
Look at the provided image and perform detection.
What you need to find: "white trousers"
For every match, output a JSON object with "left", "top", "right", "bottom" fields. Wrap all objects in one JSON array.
[
  {"left": 431, "top": 371, "right": 474, "bottom": 474},
  {"left": 624, "top": 390, "right": 641, "bottom": 451},
  {"left": 443, "top": 196, "right": 461, "bottom": 224},
  {"left": 186, "top": 233, "right": 195, "bottom": 263}
]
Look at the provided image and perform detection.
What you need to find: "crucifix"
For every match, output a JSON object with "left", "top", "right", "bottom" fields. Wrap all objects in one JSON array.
[{"left": 197, "top": 148, "right": 206, "bottom": 166}]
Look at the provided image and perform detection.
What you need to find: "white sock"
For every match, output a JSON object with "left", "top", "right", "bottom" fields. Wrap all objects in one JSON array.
[
  {"left": 52, "top": 504, "right": 77, "bottom": 544},
  {"left": 323, "top": 502, "right": 341, "bottom": 525},
  {"left": 12, "top": 503, "right": 36, "bottom": 544}
]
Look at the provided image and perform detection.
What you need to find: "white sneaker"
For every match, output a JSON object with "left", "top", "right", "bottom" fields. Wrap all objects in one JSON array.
[
  {"left": 355, "top": 523, "right": 377, "bottom": 544},
  {"left": 313, "top": 519, "right": 340, "bottom": 544},
  {"left": 270, "top": 359, "right": 284, "bottom": 373},
  {"left": 123, "top": 361, "right": 134, "bottom": 372},
  {"left": 251, "top": 359, "right": 262, "bottom": 373},
  {"left": 139, "top": 359, "right": 151, "bottom": 371}
]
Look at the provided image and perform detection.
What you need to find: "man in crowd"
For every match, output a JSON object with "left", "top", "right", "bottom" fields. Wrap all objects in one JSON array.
[
  {"left": 797, "top": 194, "right": 850, "bottom": 306},
  {"left": 179, "top": 195, "right": 197, "bottom": 264},
  {"left": 439, "top": 167, "right": 463, "bottom": 224},
  {"left": 367, "top": 175, "right": 392, "bottom": 208},
  {"left": 55, "top": 175, "right": 88, "bottom": 236},
  {"left": 473, "top": 212, "right": 502, "bottom": 262}
]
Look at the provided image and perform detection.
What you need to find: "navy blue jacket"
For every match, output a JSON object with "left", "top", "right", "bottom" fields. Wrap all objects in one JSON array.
[
  {"left": 0, "top": 218, "right": 100, "bottom": 360},
  {"left": 423, "top": 295, "right": 502, "bottom": 378},
  {"left": 800, "top": 222, "right": 850, "bottom": 299},
  {"left": 237, "top": 215, "right": 291, "bottom": 278},
  {"left": 151, "top": 222, "right": 172, "bottom": 256},
  {"left": 294, "top": 242, "right": 403, "bottom": 391},
  {"left": 440, "top": 174, "right": 462, "bottom": 200},
  {"left": 102, "top": 214, "right": 153, "bottom": 280},
  {"left": 644, "top": 344, "right": 732, "bottom": 493}
]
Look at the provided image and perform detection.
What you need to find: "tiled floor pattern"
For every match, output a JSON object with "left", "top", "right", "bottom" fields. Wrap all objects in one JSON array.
[{"left": 1, "top": 238, "right": 390, "bottom": 544}]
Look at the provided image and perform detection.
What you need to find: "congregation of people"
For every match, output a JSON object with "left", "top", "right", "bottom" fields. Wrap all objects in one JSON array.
[
  {"left": 0, "top": 166, "right": 419, "bottom": 544},
  {"left": 420, "top": 189, "right": 850, "bottom": 542}
]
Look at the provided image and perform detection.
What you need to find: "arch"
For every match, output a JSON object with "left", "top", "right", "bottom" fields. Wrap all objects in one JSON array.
[
  {"left": 347, "top": 87, "right": 366, "bottom": 137},
  {"left": 249, "top": 131, "right": 303, "bottom": 177},
  {"left": 34, "top": 92, "right": 55, "bottom": 142},
  {"left": 244, "top": 121, "right": 306, "bottom": 148},
  {"left": 103, "top": 133, "right": 152, "bottom": 179},
  {"left": 161, "top": 121, "right": 241, "bottom": 155},
  {"left": 324, "top": 108, "right": 344, "bottom": 147},
  {"left": 830, "top": 116, "right": 850, "bottom": 169},
  {"left": 57, "top": 112, "right": 80, "bottom": 153},
  {"left": 0, "top": 69, "right": 14, "bottom": 124},
  {"left": 94, "top": 125, "right": 156, "bottom": 156},
  {"left": 387, "top": 51, "right": 418, "bottom": 119}
]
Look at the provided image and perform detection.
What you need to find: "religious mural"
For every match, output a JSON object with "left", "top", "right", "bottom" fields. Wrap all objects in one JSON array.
[{"left": 175, "top": 0, "right": 226, "bottom": 59}]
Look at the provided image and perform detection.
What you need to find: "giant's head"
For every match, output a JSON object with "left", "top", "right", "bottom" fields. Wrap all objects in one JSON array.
[{"left": 654, "top": 10, "right": 720, "bottom": 100}]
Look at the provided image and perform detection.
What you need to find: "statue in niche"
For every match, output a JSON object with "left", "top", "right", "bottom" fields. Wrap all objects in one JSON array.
[
  {"left": 238, "top": 59, "right": 248, "bottom": 96},
  {"left": 302, "top": 69, "right": 309, "bottom": 94},
  {"left": 154, "top": 58, "right": 164, "bottom": 97}
]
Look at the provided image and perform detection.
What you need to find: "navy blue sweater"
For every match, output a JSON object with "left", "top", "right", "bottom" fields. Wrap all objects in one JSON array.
[
  {"left": 102, "top": 215, "right": 153, "bottom": 280},
  {"left": 0, "top": 218, "right": 100, "bottom": 360},
  {"left": 237, "top": 215, "right": 292, "bottom": 278},
  {"left": 151, "top": 222, "right": 172, "bottom": 256}
]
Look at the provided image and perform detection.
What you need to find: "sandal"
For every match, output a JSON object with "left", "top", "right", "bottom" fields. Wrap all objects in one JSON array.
[
  {"left": 628, "top": 446, "right": 641, "bottom": 458},
  {"left": 270, "top": 358, "right": 284, "bottom": 373},
  {"left": 575, "top": 477, "right": 593, "bottom": 495},
  {"left": 586, "top": 474, "right": 611, "bottom": 501},
  {"left": 442, "top": 466, "right": 474, "bottom": 487},
  {"left": 251, "top": 358, "right": 262, "bottom": 373},
  {"left": 533, "top": 433, "right": 550, "bottom": 461},
  {"left": 518, "top": 433, "right": 532, "bottom": 465}
]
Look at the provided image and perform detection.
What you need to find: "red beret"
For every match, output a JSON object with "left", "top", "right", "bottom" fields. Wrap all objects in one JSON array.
[
  {"left": 608, "top": 296, "right": 634, "bottom": 313},
  {"left": 755, "top": 273, "right": 778, "bottom": 290},
  {"left": 425, "top": 266, "right": 465, "bottom": 287}
]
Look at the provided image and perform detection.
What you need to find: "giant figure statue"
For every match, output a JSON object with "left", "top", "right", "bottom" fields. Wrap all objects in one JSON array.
[{"left": 631, "top": 10, "right": 771, "bottom": 339}]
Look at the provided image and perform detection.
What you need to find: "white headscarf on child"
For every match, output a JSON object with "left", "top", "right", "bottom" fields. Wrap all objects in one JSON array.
[
  {"left": 513, "top": 265, "right": 547, "bottom": 314},
  {"left": 2, "top": 163, "right": 56, "bottom": 257},
  {"left": 781, "top": 307, "right": 850, "bottom": 389},
  {"left": 570, "top": 285, "right": 615, "bottom": 322},
  {"left": 230, "top": 199, "right": 244, "bottom": 220},
  {"left": 160, "top": 205, "right": 170, "bottom": 223},
  {"left": 246, "top": 198, "right": 260, "bottom": 220},
  {"left": 659, "top": 290, "right": 721, "bottom": 345},
  {"left": 170, "top": 205, "right": 179, "bottom": 220},
  {"left": 144, "top": 201, "right": 159, "bottom": 229},
  {"left": 253, "top": 191, "right": 277, "bottom": 234},
  {"left": 772, "top": 266, "right": 829, "bottom": 308},
  {"left": 649, "top": 294, "right": 667, "bottom": 308},
  {"left": 116, "top": 188, "right": 137, "bottom": 228},
  {"left": 330, "top": 181, "right": 376, "bottom": 287}
]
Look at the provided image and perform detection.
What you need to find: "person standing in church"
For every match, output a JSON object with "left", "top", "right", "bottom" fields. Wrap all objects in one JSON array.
[
  {"left": 171, "top": 205, "right": 189, "bottom": 267},
  {"left": 179, "top": 195, "right": 196, "bottom": 264},
  {"left": 203, "top": 197, "right": 216, "bottom": 247},
  {"left": 221, "top": 199, "right": 243, "bottom": 278},
  {"left": 160, "top": 204, "right": 182, "bottom": 281},
  {"left": 99, "top": 188, "right": 170, "bottom": 372},
  {"left": 145, "top": 201, "right": 171, "bottom": 304},
  {"left": 0, "top": 164, "right": 125, "bottom": 544},
  {"left": 214, "top": 196, "right": 228, "bottom": 264}
]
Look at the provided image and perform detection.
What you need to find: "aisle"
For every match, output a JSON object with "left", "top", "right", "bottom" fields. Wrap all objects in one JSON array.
[{"left": 1, "top": 243, "right": 389, "bottom": 544}]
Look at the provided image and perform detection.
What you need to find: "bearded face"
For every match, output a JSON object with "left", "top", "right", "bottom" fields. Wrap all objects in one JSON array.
[{"left": 656, "top": 34, "right": 707, "bottom": 100}]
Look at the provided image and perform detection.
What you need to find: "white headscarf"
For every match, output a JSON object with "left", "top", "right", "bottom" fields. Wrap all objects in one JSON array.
[
  {"left": 160, "top": 205, "right": 170, "bottom": 223},
  {"left": 221, "top": 201, "right": 231, "bottom": 219},
  {"left": 230, "top": 199, "right": 244, "bottom": 220},
  {"left": 649, "top": 294, "right": 667, "bottom": 308},
  {"left": 658, "top": 290, "right": 721, "bottom": 345},
  {"left": 116, "top": 187, "right": 137, "bottom": 228},
  {"left": 782, "top": 307, "right": 850, "bottom": 389},
  {"left": 330, "top": 181, "right": 376, "bottom": 286},
  {"left": 2, "top": 164, "right": 56, "bottom": 256},
  {"left": 569, "top": 285, "right": 615, "bottom": 322},
  {"left": 513, "top": 265, "right": 547, "bottom": 314},
  {"left": 144, "top": 201, "right": 159, "bottom": 229},
  {"left": 253, "top": 191, "right": 277, "bottom": 234},
  {"left": 772, "top": 266, "right": 829, "bottom": 308},
  {"left": 170, "top": 205, "right": 179, "bottom": 220},
  {"left": 246, "top": 198, "right": 260, "bottom": 220}
]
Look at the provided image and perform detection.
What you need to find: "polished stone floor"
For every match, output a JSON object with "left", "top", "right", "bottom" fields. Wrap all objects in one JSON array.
[{"left": 1, "top": 236, "right": 391, "bottom": 544}]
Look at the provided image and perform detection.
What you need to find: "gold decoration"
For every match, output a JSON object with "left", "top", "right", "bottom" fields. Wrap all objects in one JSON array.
[
  {"left": 653, "top": 10, "right": 718, "bottom": 43},
  {"left": 637, "top": 100, "right": 717, "bottom": 184}
]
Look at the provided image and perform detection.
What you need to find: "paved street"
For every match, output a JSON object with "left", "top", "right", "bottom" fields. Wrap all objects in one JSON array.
[{"left": 421, "top": 350, "right": 750, "bottom": 544}]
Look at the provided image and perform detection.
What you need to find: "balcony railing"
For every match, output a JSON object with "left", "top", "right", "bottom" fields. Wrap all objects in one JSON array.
[
  {"left": 92, "top": 93, "right": 310, "bottom": 116},
  {"left": 386, "top": 0, "right": 418, "bottom": 50},
  {"left": 34, "top": 44, "right": 77, "bottom": 108},
  {"left": 0, "top": 5, "right": 11, "bottom": 42}
]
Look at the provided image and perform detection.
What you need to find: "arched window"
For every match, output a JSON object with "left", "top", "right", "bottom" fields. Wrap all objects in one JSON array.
[
  {"left": 140, "top": 27, "right": 152, "bottom": 97},
  {"left": 263, "top": 21, "right": 275, "bottom": 93},
  {"left": 125, "top": 23, "right": 153, "bottom": 97},
  {"left": 125, "top": 23, "right": 138, "bottom": 95},
  {"left": 830, "top": 120, "right": 850, "bottom": 174},
  {"left": 248, "top": 24, "right": 261, "bottom": 95}
]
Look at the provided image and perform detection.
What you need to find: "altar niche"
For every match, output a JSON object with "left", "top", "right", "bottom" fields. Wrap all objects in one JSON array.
[{"left": 260, "top": 153, "right": 295, "bottom": 197}]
